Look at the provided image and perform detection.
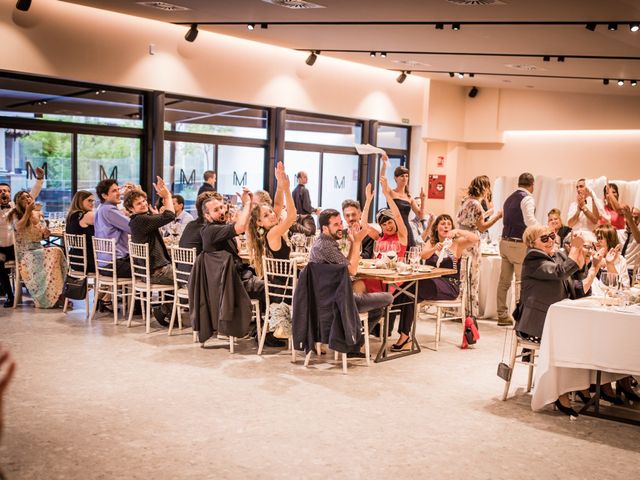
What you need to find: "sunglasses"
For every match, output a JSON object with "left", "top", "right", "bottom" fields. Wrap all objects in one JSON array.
[{"left": 539, "top": 232, "right": 556, "bottom": 243}]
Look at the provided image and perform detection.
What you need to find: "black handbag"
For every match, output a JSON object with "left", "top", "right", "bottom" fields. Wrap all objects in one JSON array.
[{"left": 62, "top": 275, "right": 88, "bottom": 300}]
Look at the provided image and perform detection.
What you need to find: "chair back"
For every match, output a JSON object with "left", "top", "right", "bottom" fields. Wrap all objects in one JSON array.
[
  {"left": 93, "top": 237, "right": 118, "bottom": 282},
  {"left": 170, "top": 246, "right": 196, "bottom": 293},
  {"left": 128, "top": 241, "right": 151, "bottom": 288},
  {"left": 263, "top": 256, "right": 298, "bottom": 308},
  {"left": 64, "top": 233, "right": 88, "bottom": 277}
]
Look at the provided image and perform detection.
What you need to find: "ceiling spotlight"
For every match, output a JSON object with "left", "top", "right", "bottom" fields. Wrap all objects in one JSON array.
[
  {"left": 630, "top": 23, "right": 640, "bottom": 32},
  {"left": 452, "top": 23, "right": 461, "bottom": 30},
  {"left": 557, "top": 56, "right": 565, "bottom": 62},
  {"left": 380, "top": 52, "right": 387, "bottom": 58},
  {"left": 457, "top": 72, "right": 464, "bottom": 79},
  {"left": 448, "top": 72, "right": 454, "bottom": 78},
  {"left": 617, "top": 79, "right": 624, "bottom": 86},
  {"left": 370, "top": 52, "right": 376, "bottom": 58},
  {"left": 603, "top": 78, "right": 609, "bottom": 85},
  {"left": 608, "top": 23, "right": 618, "bottom": 31},
  {"left": 585, "top": 23, "right": 596, "bottom": 31},
  {"left": 435, "top": 23, "right": 444, "bottom": 30},
  {"left": 261, "top": 23, "right": 268, "bottom": 29},
  {"left": 185, "top": 23, "right": 198, "bottom": 42},
  {"left": 396, "top": 71, "right": 408, "bottom": 84},
  {"left": 631, "top": 80, "right": 638, "bottom": 86},
  {"left": 543, "top": 56, "right": 550, "bottom": 62},
  {"left": 305, "top": 51, "right": 319, "bottom": 66},
  {"left": 15, "top": 0, "right": 31, "bottom": 11},
  {"left": 247, "top": 23, "right": 255, "bottom": 30}
]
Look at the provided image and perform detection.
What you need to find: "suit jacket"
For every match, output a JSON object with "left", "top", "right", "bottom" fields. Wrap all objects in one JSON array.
[
  {"left": 292, "top": 263, "right": 363, "bottom": 354},
  {"left": 189, "top": 250, "right": 252, "bottom": 342},
  {"left": 516, "top": 248, "right": 579, "bottom": 339},
  {"left": 292, "top": 184, "right": 314, "bottom": 215}
]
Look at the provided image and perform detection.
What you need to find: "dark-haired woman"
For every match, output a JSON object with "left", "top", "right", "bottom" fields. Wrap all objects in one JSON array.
[
  {"left": 66, "top": 190, "right": 96, "bottom": 274},
  {"left": 9, "top": 192, "right": 66, "bottom": 308},
  {"left": 456, "top": 175, "right": 503, "bottom": 318},
  {"left": 384, "top": 156, "right": 426, "bottom": 248}
]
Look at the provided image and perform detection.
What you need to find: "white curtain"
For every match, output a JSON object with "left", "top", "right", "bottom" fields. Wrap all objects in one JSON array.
[{"left": 489, "top": 175, "right": 640, "bottom": 239}]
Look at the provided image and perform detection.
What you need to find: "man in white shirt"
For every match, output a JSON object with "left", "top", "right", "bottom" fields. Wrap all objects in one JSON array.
[
  {"left": 496, "top": 172, "right": 537, "bottom": 325},
  {"left": 567, "top": 178, "right": 603, "bottom": 232},
  {"left": 0, "top": 169, "right": 44, "bottom": 307}
]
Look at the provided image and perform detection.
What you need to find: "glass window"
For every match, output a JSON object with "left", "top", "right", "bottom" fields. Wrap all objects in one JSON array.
[
  {"left": 164, "top": 140, "right": 216, "bottom": 212},
  {"left": 285, "top": 113, "right": 362, "bottom": 147},
  {"left": 283, "top": 150, "right": 321, "bottom": 208},
  {"left": 216, "top": 145, "right": 265, "bottom": 196},
  {"left": 321, "top": 153, "right": 359, "bottom": 212},
  {"left": 0, "top": 77, "right": 143, "bottom": 128},
  {"left": 77, "top": 134, "right": 141, "bottom": 194},
  {"left": 164, "top": 97, "right": 268, "bottom": 140},
  {"left": 377, "top": 125, "right": 409, "bottom": 150},
  {"left": 0, "top": 128, "right": 72, "bottom": 214}
]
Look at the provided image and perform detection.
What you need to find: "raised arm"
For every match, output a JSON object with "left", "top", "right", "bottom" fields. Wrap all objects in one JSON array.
[
  {"left": 361, "top": 183, "right": 374, "bottom": 229},
  {"left": 234, "top": 188, "right": 253, "bottom": 235},
  {"left": 28, "top": 167, "right": 45, "bottom": 200},
  {"left": 409, "top": 187, "right": 426, "bottom": 218},
  {"left": 449, "top": 229, "right": 480, "bottom": 256},
  {"left": 380, "top": 159, "right": 408, "bottom": 246},
  {"left": 622, "top": 206, "right": 640, "bottom": 243},
  {"left": 268, "top": 162, "right": 297, "bottom": 243}
]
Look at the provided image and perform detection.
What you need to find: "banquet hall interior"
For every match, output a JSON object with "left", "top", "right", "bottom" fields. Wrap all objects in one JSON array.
[{"left": 1, "top": 0, "right": 639, "bottom": 478}]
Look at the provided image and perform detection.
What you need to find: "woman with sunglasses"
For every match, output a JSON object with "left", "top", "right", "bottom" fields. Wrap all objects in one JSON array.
[{"left": 516, "top": 225, "right": 585, "bottom": 417}]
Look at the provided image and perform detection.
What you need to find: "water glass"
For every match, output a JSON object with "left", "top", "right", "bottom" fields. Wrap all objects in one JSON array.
[{"left": 600, "top": 272, "right": 619, "bottom": 307}]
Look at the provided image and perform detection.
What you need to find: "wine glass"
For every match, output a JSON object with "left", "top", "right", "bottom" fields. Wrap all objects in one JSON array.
[
  {"left": 600, "top": 272, "right": 619, "bottom": 307},
  {"left": 409, "top": 246, "right": 421, "bottom": 272},
  {"left": 373, "top": 240, "right": 382, "bottom": 259}
]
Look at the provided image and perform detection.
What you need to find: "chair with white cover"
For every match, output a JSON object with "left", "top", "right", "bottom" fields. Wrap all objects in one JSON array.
[
  {"left": 90, "top": 237, "right": 132, "bottom": 325},
  {"left": 168, "top": 246, "right": 196, "bottom": 338},
  {"left": 501, "top": 329, "right": 540, "bottom": 401},
  {"left": 259, "top": 257, "right": 297, "bottom": 357},
  {"left": 127, "top": 241, "right": 174, "bottom": 333},
  {"left": 62, "top": 233, "right": 95, "bottom": 318},
  {"left": 419, "top": 255, "right": 469, "bottom": 350}
]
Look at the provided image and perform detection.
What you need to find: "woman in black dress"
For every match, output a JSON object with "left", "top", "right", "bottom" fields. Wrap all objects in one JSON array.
[
  {"left": 65, "top": 190, "right": 96, "bottom": 273},
  {"left": 382, "top": 153, "right": 426, "bottom": 248}
]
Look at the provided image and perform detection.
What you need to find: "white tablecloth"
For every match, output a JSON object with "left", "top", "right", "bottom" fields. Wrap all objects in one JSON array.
[
  {"left": 478, "top": 254, "right": 512, "bottom": 319},
  {"left": 531, "top": 297, "right": 640, "bottom": 411}
]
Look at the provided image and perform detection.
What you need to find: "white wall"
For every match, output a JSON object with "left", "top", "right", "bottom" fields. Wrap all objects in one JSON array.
[{"left": 1, "top": 0, "right": 426, "bottom": 124}]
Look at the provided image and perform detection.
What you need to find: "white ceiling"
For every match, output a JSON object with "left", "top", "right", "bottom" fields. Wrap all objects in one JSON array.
[{"left": 60, "top": 0, "right": 640, "bottom": 96}]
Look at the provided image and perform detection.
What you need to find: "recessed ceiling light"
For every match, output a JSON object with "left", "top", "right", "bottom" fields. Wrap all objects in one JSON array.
[{"left": 261, "top": 0, "right": 326, "bottom": 9}]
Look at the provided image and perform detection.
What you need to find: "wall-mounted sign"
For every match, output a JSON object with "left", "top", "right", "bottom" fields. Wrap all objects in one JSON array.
[
  {"left": 437, "top": 156, "right": 445, "bottom": 168},
  {"left": 428, "top": 174, "right": 446, "bottom": 200}
]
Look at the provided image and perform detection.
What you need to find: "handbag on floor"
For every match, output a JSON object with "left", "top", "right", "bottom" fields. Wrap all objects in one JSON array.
[{"left": 62, "top": 275, "right": 87, "bottom": 300}]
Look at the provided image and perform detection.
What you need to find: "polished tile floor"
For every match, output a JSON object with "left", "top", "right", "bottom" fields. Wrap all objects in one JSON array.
[{"left": 0, "top": 305, "right": 639, "bottom": 479}]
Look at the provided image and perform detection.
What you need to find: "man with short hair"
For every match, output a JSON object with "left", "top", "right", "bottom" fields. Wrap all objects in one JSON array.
[
  {"left": 496, "top": 172, "right": 538, "bottom": 326},
  {"left": 309, "top": 198, "right": 393, "bottom": 345},
  {"left": 94, "top": 179, "right": 132, "bottom": 278},
  {"left": 126, "top": 177, "right": 175, "bottom": 326},
  {"left": 162, "top": 194, "right": 194, "bottom": 237},
  {"left": 179, "top": 191, "right": 216, "bottom": 255},
  {"left": 197, "top": 170, "right": 217, "bottom": 197},
  {"left": 341, "top": 198, "right": 376, "bottom": 259},
  {"left": 567, "top": 178, "right": 603, "bottom": 232},
  {"left": 291, "top": 171, "right": 320, "bottom": 236},
  {"left": 0, "top": 168, "right": 44, "bottom": 307}
]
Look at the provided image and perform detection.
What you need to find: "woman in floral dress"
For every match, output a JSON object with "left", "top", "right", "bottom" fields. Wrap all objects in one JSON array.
[
  {"left": 456, "top": 176, "right": 503, "bottom": 318},
  {"left": 9, "top": 191, "right": 66, "bottom": 309}
]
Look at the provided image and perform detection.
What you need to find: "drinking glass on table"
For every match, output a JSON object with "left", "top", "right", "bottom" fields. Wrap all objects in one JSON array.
[
  {"left": 600, "top": 272, "right": 619, "bottom": 307},
  {"left": 408, "top": 246, "right": 421, "bottom": 272}
]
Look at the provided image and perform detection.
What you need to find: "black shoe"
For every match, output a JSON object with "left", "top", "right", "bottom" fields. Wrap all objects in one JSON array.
[
  {"left": 600, "top": 391, "right": 624, "bottom": 406},
  {"left": 152, "top": 306, "right": 170, "bottom": 327},
  {"left": 97, "top": 300, "right": 114, "bottom": 313},
  {"left": 263, "top": 332, "right": 286, "bottom": 348},
  {"left": 3, "top": 297, "right": 13, "bottom": 308},
  {"left": 554, "top": 400, "right": 579, "bottom": 418},
  {"left": 616, "top": 381, "right": 640, "bottom": 403},
  {"left": 575, "top": 391, "right": 592, "bottom": 404},
  {"left": 521, "top": 348, "right": 532, "bottom": 363},
  {"left": 346, "top": 351, "right": 366, "bottom": 359},
  {"left": 390, "top": 337, "right": 412, "bottom": 352}
]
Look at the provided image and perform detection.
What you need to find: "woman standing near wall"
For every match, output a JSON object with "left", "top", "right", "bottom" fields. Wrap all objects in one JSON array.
[{"left": 456, "top": 176, "right": 503, "bottom": 318}]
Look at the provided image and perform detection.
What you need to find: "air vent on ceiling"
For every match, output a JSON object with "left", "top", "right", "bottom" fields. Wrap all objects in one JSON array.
[
  {"left": 136, "top": 2, "right": 191, "bottom": 12},
  {"left": 446, "top": 0, "right": 506, "bottom": 6},
  {"left": 505, "top": 63, "right": 544, "bottom": 72},
  {"left": 262, "top": 0, "right": 326, "bottom": 9}
]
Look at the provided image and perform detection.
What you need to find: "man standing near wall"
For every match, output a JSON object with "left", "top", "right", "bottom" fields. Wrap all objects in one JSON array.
[
  {"left": 197, "top": 170, "right": 216, "bottom": 197},
  {"left": 496, "top": 172, "right": 537, "bottom": 326},
  {"left": 292, "top": 171, "right": 320, "bottom": 216}
]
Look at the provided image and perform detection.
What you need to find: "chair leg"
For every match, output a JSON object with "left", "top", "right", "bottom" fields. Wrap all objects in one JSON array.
[
  {"left": 342, "top": 353, "right": 348, "bottom": 374},
  {"left": 229, "top": 336, "right": 235, "bottom": 354},
  {"left": 89, "top": 284, "right": 100, "bottom": 322},
  {"left": 127, "top": 290, "right": 135, "bottom": 328},
  {"left": 63, "top": 298, "right": 69, "bottom": 314},
  {"left": 502, "top": 333, "right": 518, "bottom": 401},
  {"left": 145, "top": 293, "right": 151, "bottom": 333},
  {"left": 435, "top": 307, "right": 442, "bottom": 351},
  {"left": 291, "top": 338, "right": 296, "bottom": 363},
  {"left": 113, "top": 286, "right": 119, "bottom": 325},
  {"left": 363, "top": 317, "right": 371, "bottom": 367},
  {"left": 304, "top": 350, "right": 312, "bottom": 367},
  {"left": 257, "top": 316, "right": 269, "bottom": 356},
  {"left": 168, "top": 298, "right": 178, "bottom": 336},
  {"left": 526, "top": 353, "right": 535, "bottom": 393},
  {"left": 84, "top": 288, "right": 90, "bottom": 320},
  {"left": 333, "top": 350, "right": 339, "bottom": 361},
  {"left": 315, "top": 342, "right": 321, "bottom": 356}
]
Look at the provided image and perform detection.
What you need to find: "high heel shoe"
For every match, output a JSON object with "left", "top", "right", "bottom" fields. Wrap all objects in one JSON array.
[
  {"left": 575, "top": 391, "right": 591, "bottom": 404},
  {"left": 599, "top": 391, "right": 624, "bottom": 406},
  {"left": 554, "top": 399, "right": 579, "bottom": 418},
  {"left": 390, "top": 337, "right": 412, "bottom": 352},
  {"left": 616, "top": 381, "right": 640, "bottom": 403}
]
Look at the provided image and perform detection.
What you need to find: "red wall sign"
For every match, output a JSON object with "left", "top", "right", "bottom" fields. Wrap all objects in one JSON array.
[{"left": 428, "top": 174, "right": 446, "bottom": 199}]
